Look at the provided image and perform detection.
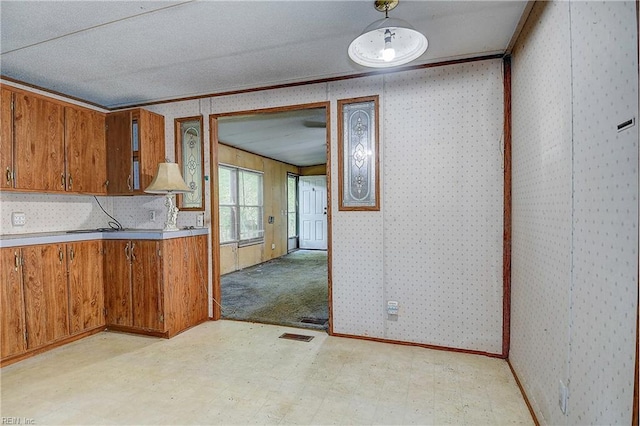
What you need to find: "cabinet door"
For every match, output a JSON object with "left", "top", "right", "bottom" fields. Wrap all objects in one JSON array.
[
  {"left": 65, "top": 107, "right": 107, "bottom": 194},
  {"left": 0, "top": 87, "right": 14, "bottom": 189},
  {"left": 137, "top": 109, "right": 165, "bottom": 193},
  {"left": 22, "top": 244, "right": 69, "bottom": 349},
  {"left": 13, "top": 93, "right": 65, "bottom": 191},
  {"left": 106, "top": 110, "right": 132, "bottom": 194},
  {"left": 103, "top": 240, "right": 132, "bottom": 326},
  {"left": 0, "top": 248, "right": 26, "bottom": 359},
  {"left": 163, "top": 236, "right": 208, "bottom": 336},
  {"left": 68, "top": 241, "right": 105, "bottom": 334},
  {"left": 131, "top": 240, "right": 163, "bottom": 331}
]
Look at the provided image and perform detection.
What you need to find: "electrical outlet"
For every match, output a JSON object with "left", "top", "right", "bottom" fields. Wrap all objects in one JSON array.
[
  {"left": 271, "top": 243, "right": 276, "bottom": 250},
  {"left": 150, "top": 210, "right": 156, "bottom": 222},
  {"left": 196, "top": 214, "right": 204, "bottom": 228},
  {"left": 387, "top": 301, "right": 399, "bottom": 315},
  {"left": 559, "top": 380, "right": 568, "bottom": 414},
  {"left": 11, "top": 212, "right": 26, "bottom": 226}
]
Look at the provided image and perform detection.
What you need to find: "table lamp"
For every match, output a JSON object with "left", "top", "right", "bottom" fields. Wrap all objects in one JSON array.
[{"left": 144, "top": 162, "right": 192, "bottom": 231}]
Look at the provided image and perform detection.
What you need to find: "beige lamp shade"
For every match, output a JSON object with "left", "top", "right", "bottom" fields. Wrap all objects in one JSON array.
[{"left": 145, "top": 163, "right": 192, "bottom": 194}]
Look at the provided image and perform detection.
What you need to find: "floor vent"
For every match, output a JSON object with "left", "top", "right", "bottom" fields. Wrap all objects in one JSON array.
[
  {"left": 299, "top": 317, "right": 328, "bottom": 325},
  {"left": 279, "top": 333, "right": 314, "bottom": 342}
]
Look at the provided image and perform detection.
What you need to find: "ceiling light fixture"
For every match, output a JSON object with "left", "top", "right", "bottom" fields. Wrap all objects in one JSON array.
[{"left": 348, "top": 0, "right": 428, "bottom": 68}]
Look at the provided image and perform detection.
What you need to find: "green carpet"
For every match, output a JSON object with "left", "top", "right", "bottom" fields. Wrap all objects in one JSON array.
[{"left": 221, "top": 250, "right": 328, "bottom": 330}]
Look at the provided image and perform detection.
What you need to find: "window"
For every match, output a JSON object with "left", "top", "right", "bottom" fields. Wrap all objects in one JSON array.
[
  {"left": 287, "top": 174, "right": 298, "bottom": 238},
  {"left": 218, "top": 165, "right": 264, "bottom": 245}
]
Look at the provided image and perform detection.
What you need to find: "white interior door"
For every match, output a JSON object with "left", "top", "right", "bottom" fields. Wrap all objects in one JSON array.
[{"left": 299, "top": 176, "right": 327, "bottom": 250}]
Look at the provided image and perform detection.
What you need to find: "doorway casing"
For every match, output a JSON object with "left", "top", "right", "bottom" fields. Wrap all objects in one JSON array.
[{"left": 209, "top": 101, "right": 333, "bottom": 333}]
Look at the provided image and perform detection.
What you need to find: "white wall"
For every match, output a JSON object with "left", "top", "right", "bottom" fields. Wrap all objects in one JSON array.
[
  {"left": 510, "top": 1, "right": 638, "bottom": 424},
  {"left": 114, "top": 60, "right": 506, "bottom": 354}
]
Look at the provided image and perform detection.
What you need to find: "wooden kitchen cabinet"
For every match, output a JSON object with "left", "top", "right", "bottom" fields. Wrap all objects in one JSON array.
[
  {"left": 104, "top": 239, "right": 163, "bottom": 332},
  {"left": 1, "top": 85, "right": 108, "bottom": 194},
  {"left": 104, "top": 235, "right": 208, "bottom": 338},
  {"left": 1, "top": 87, "right": 14, "bottom": 189},
  {"left": 0, "top": 248, "right": 26, "bottom": 359},
  {"left": 162, "top": 236, "right": 208, "bottom": 335},
  {"left": 1, "top": 241, "right": 106, "bottom": 365},
  {"left": 21, "top": 244, "right": 69, "bottom": 349},
  {"left": 65, "top": 107, "right": 107, "bottom": 194},
  {"left": 67, "top": 240, "right": 105, "bottom": 334},
  {"left": 106, "top": 108, "right": 165, "bottom": 195},
  {"left": 13, "top": 92, "right": 65, "bottom": 192}
]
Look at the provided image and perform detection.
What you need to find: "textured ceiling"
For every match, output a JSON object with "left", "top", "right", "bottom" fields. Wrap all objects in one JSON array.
[
  {"left": 1, "top": 0, "right": 527, "bottom": 167},
  {"left": 1, "top": 1, "right": 527, "bottom": 109}
]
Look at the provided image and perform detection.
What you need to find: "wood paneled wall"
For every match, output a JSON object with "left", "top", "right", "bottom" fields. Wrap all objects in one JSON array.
[{"left": 218, "top": 144, "right": 299, "bottom": 273}]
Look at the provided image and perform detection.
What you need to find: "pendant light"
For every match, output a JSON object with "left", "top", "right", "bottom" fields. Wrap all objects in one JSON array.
[{"left": 348, "top": 0, "right": 428, "bottom": 68}]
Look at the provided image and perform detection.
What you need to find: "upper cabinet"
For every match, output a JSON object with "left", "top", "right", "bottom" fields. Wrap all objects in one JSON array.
[
  {"left": 106, "top": 108, "right": 165, "bottom": 195},
  {"left": 64, "top": 107, "right": 107, "bottom": 194},
  {"left": 0, "top": 86, "right": 108, "bottom": 194},
  {"left": 1, "top": 87, "right": 14, "bottom": 189},
  {"left": 13, "top": 91, "right": 65, "bottom": 191}
]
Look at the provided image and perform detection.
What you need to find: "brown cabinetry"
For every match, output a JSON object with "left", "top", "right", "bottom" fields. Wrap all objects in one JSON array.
[
  {"left": 1, "top": 87, "right": 14, "bottom": 189},
  {"left": 0, "top": 241, "right": 106, "bottom": 365},
  {"left": 0, "top": 86, "right": 107, "bottom": 194},
  {"left": 1, "top": 248, "right": 26, "bottom": 358},
  {"left": 106, "top": 108, "right": 165, "bottom": 195},
  {"left": 104, "top": 239, "right": 163, "bottom": 332},
  {"left": 13, "top": 92, "right": 65, "bottom": 191},
  {"left": 68, "top": 241, "right": 105, "bottom": 334},
  {"left": 65, "top": 107, "right": 108, "bottom": 194},
  {"left": 22, "top": 244, "right": 69, "bottom": 349},
  {"left": 104, "top": 235, "right": 208, "bottom": 337}
]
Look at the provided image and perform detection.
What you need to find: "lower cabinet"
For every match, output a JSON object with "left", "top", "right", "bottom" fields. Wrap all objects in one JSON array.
[
  {"left": 104, "top": 239, "right": 163, "bottom": 332},
  {"left": 104, "top": 235, "right": 208, "bottom": 338},
  {"left": 0, "top": 241, "right": 105, "bottom": 364},
  {"left": 1, "top": 248, "right": 27, "bottom": 359},
  {"left": 0, "top": 234, "right": 208, "bottom": 365}
]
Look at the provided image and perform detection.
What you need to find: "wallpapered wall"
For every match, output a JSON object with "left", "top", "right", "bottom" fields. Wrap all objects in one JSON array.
[
  {"left": 132, "top": 61, "right": 506, "bottom": 353},
  {"left": 510, "top": 1, "right": 638, "bottom": 425},
  {"left": 1, "top": 59, "right": 506, "bottom": 354}
]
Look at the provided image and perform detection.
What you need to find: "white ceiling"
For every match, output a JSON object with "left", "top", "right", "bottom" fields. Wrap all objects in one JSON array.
[
  {"left": 218, "top": 107, "right": 327, "bottom": 167},
  {"left": 0, "top": 0, "right": 528, "bottom": 167}
]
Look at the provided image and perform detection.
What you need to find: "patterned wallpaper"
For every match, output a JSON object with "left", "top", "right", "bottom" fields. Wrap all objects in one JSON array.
[
  {"left": 0, "top": 193, "right": 114, "bottom": 234},
  {"left": 382, "top": 61, "right": 504, "bottom": 353},
  {"left": 567, "top": 2, "right": 638, "bottom": 424},
  {"left": 510, "top": 2, "right": 573, "bottom": 423},
  {"left": 510, "top": 1, "right": 638, "bottom": 425}
]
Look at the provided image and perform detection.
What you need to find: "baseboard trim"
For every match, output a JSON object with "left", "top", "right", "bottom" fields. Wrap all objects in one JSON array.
[
  {"left": 1, "top": 325, "right": 106, "bottom": 367},
  {"left": 106, "top": 324, "right": 169, "bottom": 338},
  {"left": 330, "top": 331, "right": 504, "bottom": 359},
  {"left": 507, "top": 359, "right": 540, "bottom": 426}
]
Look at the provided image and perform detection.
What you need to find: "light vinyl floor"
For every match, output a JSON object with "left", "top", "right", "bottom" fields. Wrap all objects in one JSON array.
[{"left": 1, "top": 321, "right": 533, "bottom": 425}]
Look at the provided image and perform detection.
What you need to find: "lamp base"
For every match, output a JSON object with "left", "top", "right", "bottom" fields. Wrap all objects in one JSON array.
[{"left": 163, "top": 193, "right": 180, "bottom": 231}]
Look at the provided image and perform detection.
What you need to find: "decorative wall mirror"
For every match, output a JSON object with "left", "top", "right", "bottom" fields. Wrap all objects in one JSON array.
[
  {"left": 175, "top": 115, "right": 205, "bottom": 210},
  {"left": 337, "top": 95, "right": 380, "bottom": 210}
]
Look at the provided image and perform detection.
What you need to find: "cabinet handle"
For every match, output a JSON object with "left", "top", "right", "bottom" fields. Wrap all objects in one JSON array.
[
  {"left": 58, "top": 247, "right": 64, "bottom": 263},
  {"left": 124, "top": 242, "right": 130, "bottom": 261},
  {"left": 14, "top": 252, "right": 20, "bottom": 271},
  {"left": 61, "top": 173, "right": 65, "bottom": 188},
  {"left": 68, "top": 175, "right": 73, "bottom": 189},
  {"left": 6, "top": 167, "right": 12, "bottom": 184},
  {"left": 69, "top": 247, "right": 75, "bottom": 261},
  {"left": 130, "top": 242, "right": 136, "bottom": 261},
  {"left": 127, "top": 175, "right": 132, "bottom": 191}
]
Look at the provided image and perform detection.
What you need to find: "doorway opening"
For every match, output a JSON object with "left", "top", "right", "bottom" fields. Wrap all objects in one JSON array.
[{"left": 210, "top": 103, "right": 331, "bottom": 332}]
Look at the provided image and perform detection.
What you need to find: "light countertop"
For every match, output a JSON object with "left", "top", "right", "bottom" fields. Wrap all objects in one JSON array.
[{"left": 0, "top": 228, "right": 209, "bottom": 248}]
